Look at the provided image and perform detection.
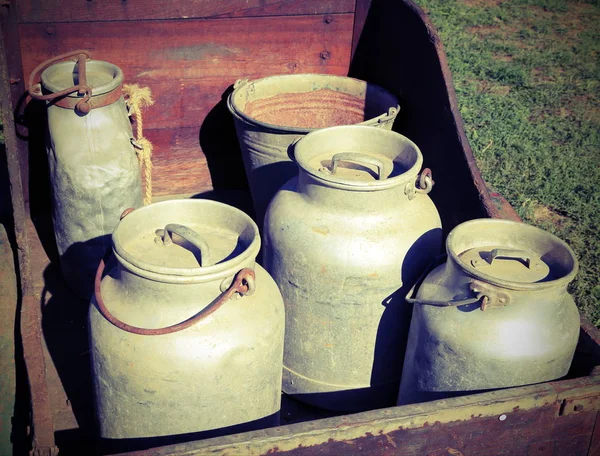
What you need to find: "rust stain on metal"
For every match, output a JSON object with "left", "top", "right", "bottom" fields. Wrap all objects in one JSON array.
[
  {"left": 312, "top": 226, "right": 330, "bottom": 235},
  {"left": 244, "top": 89, "right": 367, "bottom": 129}
]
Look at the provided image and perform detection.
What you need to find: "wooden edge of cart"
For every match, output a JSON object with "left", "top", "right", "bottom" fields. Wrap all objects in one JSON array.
[{"left": 1, "top": 0, "right": 599, "bottom": 454}]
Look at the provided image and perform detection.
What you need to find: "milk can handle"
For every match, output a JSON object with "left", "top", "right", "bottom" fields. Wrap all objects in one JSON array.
[
  {"left": 489, "top": 249, "right": 533, "bottom": 268},
  {"left": 28, "top": 50, "right": 93, "bottom": 113},
  {"left": 94, "top": 257, "right": 256, "bottom": 335},
  {"left": 155, "top": 223, "right": 212, "bottom": 267},
  {"left": 330, "top": 153, "right": 385, "bottom": 180},
  {"left": 405, "top": 255, "right": 502, "bottom": 310}
]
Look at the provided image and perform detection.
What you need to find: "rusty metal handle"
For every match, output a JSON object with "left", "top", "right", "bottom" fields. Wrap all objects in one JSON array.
[
  {"left": 329, "top": 153, "right": 384, "bottom": 180},
  {"left": 154, "top": 223, "right": 212, "bottom": 267},
  {"left": 28, "top": 50, "right": 93, "bottom": 113},
  {"left": 415, "top": 168, "right": 434, "bottom": 194},
  {"left": 405, "top": 255, "right": 490, "bottom": 309},
  {"left": 94, "top": 257, "right": 256, "bottom": 336}
]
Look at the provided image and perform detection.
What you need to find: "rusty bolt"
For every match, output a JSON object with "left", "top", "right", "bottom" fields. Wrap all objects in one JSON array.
[
  {"left": 46, "top": 26, "right": 55, "bottom": 35},
  {"left": 9, "top": 77, "right": 20, "bottom": 85},
  {"left": 574, "top": 404, "right": 584, "bottom": 412},
  {"left": 325, "top": 16, "right": 333, "bottom": 24},
  {"left": 320, "top": 51, "right": 331, "bottom": 60}
]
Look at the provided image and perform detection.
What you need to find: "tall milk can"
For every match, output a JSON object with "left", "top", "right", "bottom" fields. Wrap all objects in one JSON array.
[
  {"left": 89, "top": 200, "right": 285, "bottom": 441},
  {"left": 28, "top": 51, "right": 142, "bottom": 299},
  {"left": 398, "top": 219, "right": 580, "bottom": 405},
  {"left": 263, "top": 125, "right": 442, "bottom": 411}
]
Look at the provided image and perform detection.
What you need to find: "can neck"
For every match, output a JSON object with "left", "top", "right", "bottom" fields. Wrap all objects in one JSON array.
[{"left": 297, "top": 170, "right": 416, "bottom": 210}]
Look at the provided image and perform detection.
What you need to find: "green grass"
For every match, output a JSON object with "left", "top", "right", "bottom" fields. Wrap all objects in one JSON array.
[{"left": 418, "top": 0, "right": 600, "bottom": 324}]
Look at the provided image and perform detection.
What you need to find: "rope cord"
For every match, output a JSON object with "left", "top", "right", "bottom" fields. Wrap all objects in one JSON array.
[{"left": 123, "top": 84, "right": 155, "bottom": 205}]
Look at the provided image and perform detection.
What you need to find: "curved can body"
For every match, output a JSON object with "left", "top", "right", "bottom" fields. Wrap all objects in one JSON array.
[
  {"left": 41, "top": 58, "right": 142, "bottom": 298},
  {"left": 398, "top": 219, "right": 580, "bottom": 405},
  {"left": 89, "top": 200, "right": 285, "bottom": 441},
  {"left": 227, "top": 74, "right": 400, "bottom": 225},
  {"left": 264, "top": 126, "right": 442, "bottom": 411}
]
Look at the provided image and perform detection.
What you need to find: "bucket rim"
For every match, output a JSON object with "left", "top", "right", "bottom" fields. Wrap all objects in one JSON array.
[
  {"left": 111, "top": 200, "right": 260, "bottom": 283},
  {"left": 293, "top": 125, "right": 424, "bottom": 192},
  {"left": 227, "top": 73, "right": 400, "bottom": 134}
]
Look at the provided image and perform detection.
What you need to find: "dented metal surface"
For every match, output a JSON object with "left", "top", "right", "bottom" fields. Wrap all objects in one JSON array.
[{"left": 399, "top": 219, "right": 581, "bottom": 405}]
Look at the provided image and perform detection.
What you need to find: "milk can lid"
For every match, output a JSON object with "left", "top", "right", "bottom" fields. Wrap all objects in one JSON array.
[
  {"left": 294, "top": 126, "right": 423, "bottom": 190},
  {"left": 112, "top": 200, "right": 260, "bottom": 282},
  {"left": 459, "top": 247, "right": 551, "bottom": 283}
]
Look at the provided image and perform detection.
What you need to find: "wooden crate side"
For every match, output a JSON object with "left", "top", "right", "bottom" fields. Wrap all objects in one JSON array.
[
  {"left": 16, "top": 0, "right": 355, "bottom": 23},
  {"left": 1, "top": 1, "right": 31, "bottom": 206},
  {"left": 19, "top": 14, "right": 354, "bottom": 197},
  {"left": 0, "top": 20, "right": 58, "bottom": 456},
  {"left": 349, "top": 0, "right": 520, "bottom": 235},
  {"left": 114, "top": 375, "right": 600, "bottom": 455}
]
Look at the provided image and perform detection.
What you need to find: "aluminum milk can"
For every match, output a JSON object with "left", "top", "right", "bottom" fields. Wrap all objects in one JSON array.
[
  {"left": 263, "top": 125, "right": 442, "bottom": 411},
  {"left": 398, "top": 219, "right": 580, "bottom": 405},
  {"left": 89, "top": 200, "right": 285, "bottom": 441},
  {"left": 28, "top": 51, "right": 142, "bottom": 299}
]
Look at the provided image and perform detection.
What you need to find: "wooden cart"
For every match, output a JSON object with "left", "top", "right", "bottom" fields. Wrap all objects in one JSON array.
[{"left": 1, "top": 0, "right": 599, "bottom": 454}]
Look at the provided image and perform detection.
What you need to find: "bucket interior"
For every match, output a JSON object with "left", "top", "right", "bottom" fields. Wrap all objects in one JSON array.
[{"left": 232, "top": 75, "right": 398, "bottom": 130}]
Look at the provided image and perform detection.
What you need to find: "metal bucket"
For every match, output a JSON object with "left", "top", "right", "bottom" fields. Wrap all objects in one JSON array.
[
  {"left": 227, "top": 74, "right": 400, "bottom": 225},
  {"left": 89, "top": 200, "right": 285, "bottom": 442},
  {"left": 398, "top": 219, "right": 580, "bottom": 405},
  {"left": 263, "top": 125, "right": 442, "bottom": 411}
]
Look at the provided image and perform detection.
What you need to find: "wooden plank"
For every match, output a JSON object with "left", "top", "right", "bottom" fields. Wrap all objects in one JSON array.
[
  {"left": 20, "top": 14, "right": 353, "bottom": 131},
  {"left": 590, "top": 412, "right": 600, "bottom": 456},
  {"left": 115, "top": 375, "right": 600, "bottom": 455},
  {"left": 145, "top": 127, "right": 213, "bottom": 197},
  {"left": 19, "top": 14, "right": 353, "bottom": 196},
  {"left": 16, "top": 0, "right": 355, "bottom": 23},
  {"left": 0, "top": 20, "right": 58, "bottom": 456},
  {"left": 1, "top": 1, "right": 31, "bottom": 206}
]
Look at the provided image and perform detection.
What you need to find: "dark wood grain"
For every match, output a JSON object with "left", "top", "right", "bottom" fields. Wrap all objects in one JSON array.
[
  {"left": 20, "top": 15, "right": 353, "bottom": 128},
  {"left": 144, "top": 127, "right": 212, "bottom": 197},
  {"left": 19, "top": 14, "right": 353, "bottom": 196},
  {"left": 276, "top": 406, "right": 595, "bottom": 455},
  {"left": 590, "top": 412, "right": 600, "bottom": 456},
  {"left": 16, "top": 0, "right": 355, "bottom": 23},
  {"left": 1, "top": 0, "right": 30, "bottom": 205}
]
